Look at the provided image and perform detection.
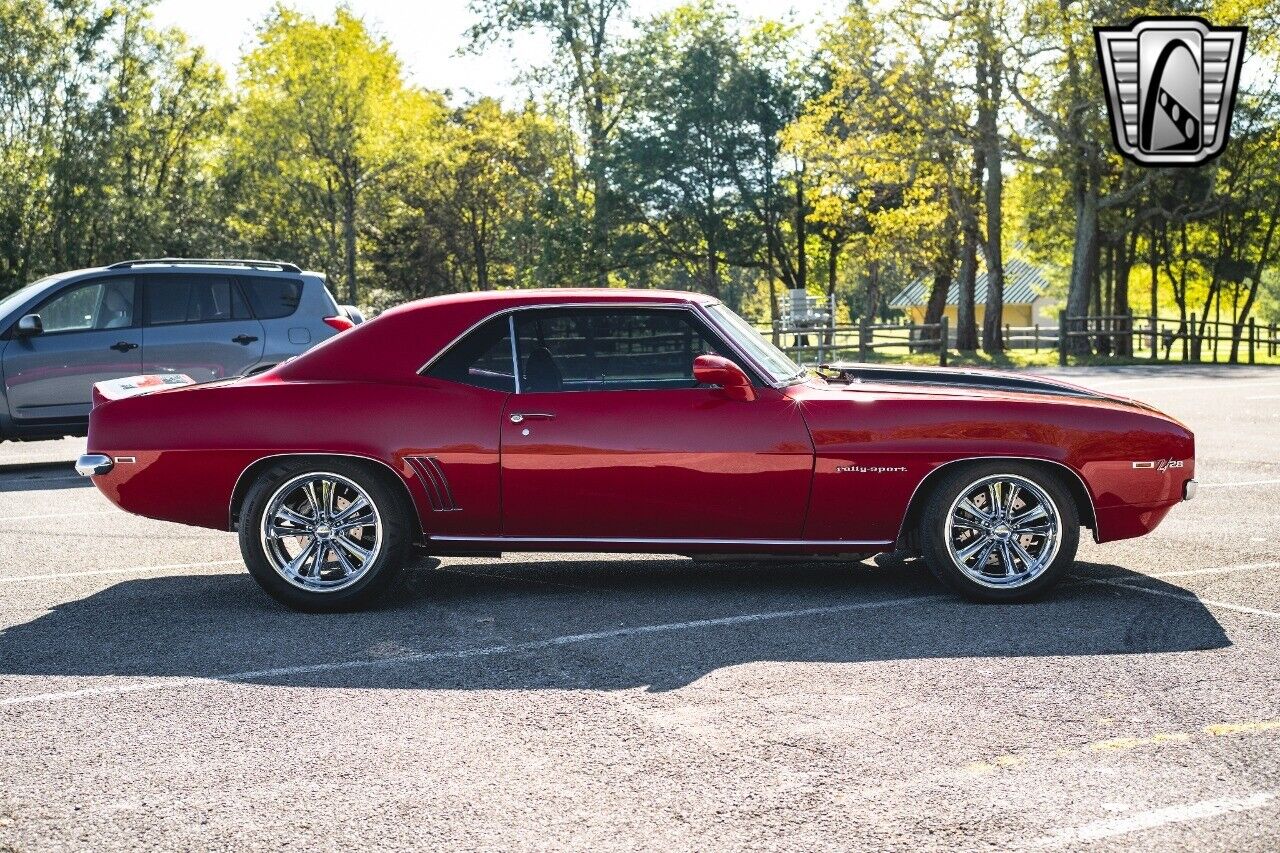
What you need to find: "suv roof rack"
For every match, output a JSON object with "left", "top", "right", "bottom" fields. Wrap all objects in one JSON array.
[{"left": 106, "top": 257, "right": 303, "bottom": 274}]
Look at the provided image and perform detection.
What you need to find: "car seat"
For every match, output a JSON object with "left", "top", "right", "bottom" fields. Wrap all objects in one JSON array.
[{"left": 523, "top": 346, "right": 563, "bottom": 392}]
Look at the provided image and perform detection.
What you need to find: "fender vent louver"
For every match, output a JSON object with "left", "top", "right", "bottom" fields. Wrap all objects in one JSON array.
[{"left": 406, "top": 455, "right": 461, "bottom": 512}]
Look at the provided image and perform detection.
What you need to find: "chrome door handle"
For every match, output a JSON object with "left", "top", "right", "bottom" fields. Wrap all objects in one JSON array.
[{"left": 509, "top": 413, "right": 555, "bottom": 424}]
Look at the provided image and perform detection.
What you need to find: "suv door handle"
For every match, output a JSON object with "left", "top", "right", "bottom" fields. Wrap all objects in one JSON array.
[
  {"left": 509, "top": 413, "right": 555, "bottom": 424},
  {"left": 110, "top": 341, "right": 138, "bottom": 353},
  {"left": 232, "top": 334, "right": 259, "bottom": 345}
]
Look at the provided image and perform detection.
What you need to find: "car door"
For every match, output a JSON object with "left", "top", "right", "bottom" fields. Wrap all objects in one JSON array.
[
  {"left": 2, "top": 277, "right": 142, "bottom": 423},
  {"left": 499, "top": 306, "right": 814, "bottom": 541},
  {"left": 141, "top": 274, "right": 266, "bottom": 382}
]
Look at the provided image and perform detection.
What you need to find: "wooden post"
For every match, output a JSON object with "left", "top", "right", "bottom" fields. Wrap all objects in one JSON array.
[
  {"left": 1058, "top": 309, "right": 1067, "bottom": 366},
  {"left": 939, "top": 316, "right": 949, "bottom": 367},
  {"left": 1004, "top": 323, "right": 1011, "bottom": 350},
  {"left": 1190, "top": 312, "right": 1197, "bottom": 363},
  {"left": 1249, "top": 317, "right": 1256, "bottom": 364},
  {"left": 859, "top": 315, "right": 869, "bottom": 362},
  {"left": 1033, "top": 324, "right": 1040, "bottom": 352}
]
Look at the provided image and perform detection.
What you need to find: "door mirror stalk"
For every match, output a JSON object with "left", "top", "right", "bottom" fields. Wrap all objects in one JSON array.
[{"left": 693, "top": 355, "right": 756, "bottom": 402}]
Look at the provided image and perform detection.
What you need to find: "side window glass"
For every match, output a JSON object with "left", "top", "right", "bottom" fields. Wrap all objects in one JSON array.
[
  {"left": 185, "top": 276, "right": 241, "bottom": 323},
  {"left": 241, "top": 277, "right": 303, "bottom": 319},
  {"left": 423, "top": 316, "right": 514, "bottom": 392},
  {"left": 514, "top": 308, "right": 735, "bottom": 392},
  {"left": 146, "top": 276, "right": 193, "bottom": 325},
  {"left": 37, "top": 279, "right": 135, "bottom": 333}
]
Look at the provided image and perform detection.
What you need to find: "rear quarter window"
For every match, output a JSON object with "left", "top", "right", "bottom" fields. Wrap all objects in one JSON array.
[{"left": 241, "top": 277, "right": 303, "bottom": 319}]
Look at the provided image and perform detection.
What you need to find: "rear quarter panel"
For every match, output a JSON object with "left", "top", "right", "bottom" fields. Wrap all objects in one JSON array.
[{"left": 86, "top": 376, "right": 506, "bottom": 537}]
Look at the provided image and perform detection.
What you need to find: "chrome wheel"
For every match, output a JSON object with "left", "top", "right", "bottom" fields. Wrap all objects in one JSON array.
[
  {"left": 259, "top": 472, "right": 383, "bottom": 593},
  {"left": 945, "top": 473, "right": 1061, "bottom": 589}
]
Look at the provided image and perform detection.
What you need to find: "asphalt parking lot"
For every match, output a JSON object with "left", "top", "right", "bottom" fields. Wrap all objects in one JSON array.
[{"left": 1, "top": 365, "right": 1278, "bottom": 851}]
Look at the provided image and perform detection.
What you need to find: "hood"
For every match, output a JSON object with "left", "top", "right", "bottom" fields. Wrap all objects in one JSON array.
[{"left": 815, "top": 363, "right": 1162, "bottom": 411}]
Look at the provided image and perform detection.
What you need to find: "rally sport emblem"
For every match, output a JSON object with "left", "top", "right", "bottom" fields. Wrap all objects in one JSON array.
[{"left": 1094, "top": 17, "right": 1246, "bottom": 166}]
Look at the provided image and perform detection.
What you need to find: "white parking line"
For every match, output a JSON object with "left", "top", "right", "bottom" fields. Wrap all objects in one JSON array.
[
  {"left": 0, "top": 560, "right": 242, "bottom": 585},
  {"left": 1037, "top": 791, "right": 1275, "bottom": 846},
  {"left": 0, "top": 509, "right": 115, "bottom": 522},
  {"left": 0, "top": 558, "right": 1273, "bottom": 706},
  {"left": 0, "top": 591, "right": 950, "bottom": 706},
  {"left": 1094, "top": 578, "right": 1280, "bottom": 620},
  {"left": 1198, "top": 479, "right": 1280, "bottom": 488}
]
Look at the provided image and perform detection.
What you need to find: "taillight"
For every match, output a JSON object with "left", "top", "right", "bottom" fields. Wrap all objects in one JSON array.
[{"left": 323, "top": 316, "right": 355, "bottom": 332}]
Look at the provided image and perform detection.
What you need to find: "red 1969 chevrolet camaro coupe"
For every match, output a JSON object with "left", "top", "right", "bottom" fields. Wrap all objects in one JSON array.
[{"left": 77, "top": 289, "right": 1196, "bottom": 611}]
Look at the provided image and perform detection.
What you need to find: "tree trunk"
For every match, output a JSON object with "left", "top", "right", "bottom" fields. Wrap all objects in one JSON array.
[
  {"left": 1065, "top": 181, "right": 1098, "bottom": 355},
  {"left": 924, "top": 235, "right": 956, "bottom": 352},
  {"left": 978, "top": 28, "right": 1004, "bottom": 355},
  {"left": 1114, "top": 229, "right": 1134, "bottom": 355},
  {"left": 342, "top": 181, "right": 358, "bottom": 305},
  {"left": 956, "top": 228, "right": 980, "bottom": 351}
]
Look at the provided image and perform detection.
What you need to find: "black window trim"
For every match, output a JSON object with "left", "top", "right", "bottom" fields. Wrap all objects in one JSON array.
[
  {"left": 5, "top": 274, "right": 142, "bottom": 339},
  {"left": 418, "top": 302, "right": 766, "bottom": 393}
]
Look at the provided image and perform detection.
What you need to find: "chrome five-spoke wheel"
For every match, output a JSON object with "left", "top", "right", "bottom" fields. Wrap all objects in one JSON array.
[
  {"left": 945, "top": 473, "right": 1061, "bottom": 589},
  {"left": 260, "top": 472, "right": 384, "bottom": 593}
]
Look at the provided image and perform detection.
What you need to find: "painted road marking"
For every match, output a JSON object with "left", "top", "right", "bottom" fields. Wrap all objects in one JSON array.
[
  {"left": 1037, "top": 791, "right": 1275, "bottom": 846},
  {"left": 967, "top": 720, "right": 1280, "bottom": 775},
  {"left": 0, "top": 509, "right": 116, "bottom": 522},
  {"left": 1197, "top": 479, "right": 1280, "bottom": 488},
  {"left": 1093, "top": 577, "right": 1280, "bottom": 620},
  {"left": 3, "top": 559, "right": 1279, "bottom": 706},
  {"left": 0, "top": 591, "right": 951, "bottom": 706},
  {"left": 0, "top": 560, "right": 242, "bottom": 585}
]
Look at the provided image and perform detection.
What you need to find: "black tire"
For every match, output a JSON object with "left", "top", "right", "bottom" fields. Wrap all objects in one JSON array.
[
  {"left": 918, "top": 461, "right": 1080, "bottom": 602},
  {"left": 238, "top": 458, "right": 413, "bottom": 611}
]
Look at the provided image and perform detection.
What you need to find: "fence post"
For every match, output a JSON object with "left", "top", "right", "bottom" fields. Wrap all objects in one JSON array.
[
  {"left": 859, "top": 315, "right": 869, "bottom": 362},
  {"left": 1034, "top": 324, "right": 1040, "bottom": 352},
  {"left": 939, "top": 316, "right": 949, "bottom": 367},
  {"left": 1249, "top": 317, "right": 1256, "bottom": 365},
  {"left": 1190, "top": 312, "right": 1198, "bottom": 362},
  {"left": 1058, "top": 309, "right": 1067, "bottom": 366},
  {"left": 1004, "top": 323, "right": 1010, "bottom": 350}
]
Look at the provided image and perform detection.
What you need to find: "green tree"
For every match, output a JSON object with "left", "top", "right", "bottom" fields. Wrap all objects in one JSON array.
[{"left": 228, "top": 6, "right": 442, "bottom": 304}]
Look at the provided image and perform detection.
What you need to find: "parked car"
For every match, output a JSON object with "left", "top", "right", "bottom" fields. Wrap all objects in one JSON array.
[
  {"left": 78, "top": 289, "right": 1196, "bottom": 611},
  {"left": 0, "top": 258, "right": 352, "bottom": 441}
]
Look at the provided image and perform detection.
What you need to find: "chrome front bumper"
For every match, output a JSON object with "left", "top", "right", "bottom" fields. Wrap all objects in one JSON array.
[
  {"left": 1183, "top": 479, "right": 1198, "bottom": 501},
  {"left": 75, "top": 454, "right": 114, "bottom": 477}
]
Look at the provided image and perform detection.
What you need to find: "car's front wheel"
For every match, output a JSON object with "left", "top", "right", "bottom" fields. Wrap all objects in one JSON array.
[
  {"left": 918, "top": 462, "right": 1080, "bottom": 602},
  {"left": 239, "top": 459, "right": 413, "bottom": 611}
]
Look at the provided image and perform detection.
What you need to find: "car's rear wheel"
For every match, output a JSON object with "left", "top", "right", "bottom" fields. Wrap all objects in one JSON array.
[
  {"left": 918, "top": 462, "right": 1079, "bottom": 602},
  {"left": 239, "top": 459, "right": 412, "bottom": 611}
]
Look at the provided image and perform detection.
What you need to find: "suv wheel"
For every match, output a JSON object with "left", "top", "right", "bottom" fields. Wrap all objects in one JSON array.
[
  {"left": 918, "top": 462, "right": 1080, "bottom": 602},
  {"left": 239, "top": 459, "right": 412, "bottom": 611}
]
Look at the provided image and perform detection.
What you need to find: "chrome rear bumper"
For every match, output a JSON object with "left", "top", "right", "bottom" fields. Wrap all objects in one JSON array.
[{"left": 75, "top": 454, "right": 114, "bottom": 477}]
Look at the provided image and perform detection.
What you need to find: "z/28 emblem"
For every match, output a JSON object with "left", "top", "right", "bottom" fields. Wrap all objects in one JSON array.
[{"left": 1133, "top": 459, "right": 1185, "bottom": 471}]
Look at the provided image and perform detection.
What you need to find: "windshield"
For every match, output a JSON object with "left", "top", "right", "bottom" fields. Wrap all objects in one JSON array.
[
  {"left": 704, "top": 302, "right": 805, "bottom": 385},
  {"left": 0, "top": 274, "right": 69, "bottom": 320}
]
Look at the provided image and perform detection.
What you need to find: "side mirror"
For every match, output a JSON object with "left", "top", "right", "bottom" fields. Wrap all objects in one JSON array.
[
  {"left": 693, "top": 354, "right": 756, "bottom": 402},
  {"left": 15, "top": 314, "right": 43, "bottom": 337}
]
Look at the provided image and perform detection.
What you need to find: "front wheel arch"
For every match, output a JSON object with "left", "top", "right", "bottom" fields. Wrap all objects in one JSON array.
[
  {"left": 229, "top": 453, "right": 422, "bottom": 542},
  {"left": 896, "top": 456, "right": 1096, "bottom": 551}
]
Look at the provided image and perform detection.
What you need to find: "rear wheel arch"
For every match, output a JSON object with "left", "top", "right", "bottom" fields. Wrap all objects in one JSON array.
[
  {"left": 896, "top": 456, "right": 1096, "bottom": 550},
  {"left": 230, "top": 453, "right": 423, "bottom": 542}
]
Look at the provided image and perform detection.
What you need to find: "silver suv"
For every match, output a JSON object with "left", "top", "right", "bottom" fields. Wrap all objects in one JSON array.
[{"left": 0, "top": 258, "right": 356, "bottom": 441}]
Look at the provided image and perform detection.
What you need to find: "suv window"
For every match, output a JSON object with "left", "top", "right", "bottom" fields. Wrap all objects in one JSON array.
[
  {"left": 513, "top": 308, "right": 739, "bottom": 393},
  {"left": 424, "top": 316, "right": 514, "bottom": 392},
  {"left": 144, "top": 275, "right": 250, "bottom": 325},
  {"left": 36, "top": 278, "right": 135, "bottom": 333},
  {"left": 241, "top": 277, "right": 303, "bottom": 319}
]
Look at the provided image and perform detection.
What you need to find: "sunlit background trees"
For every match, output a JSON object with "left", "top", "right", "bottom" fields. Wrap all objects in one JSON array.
[{"left": 2, "top": 0, "right": 1278, "bottom": 359}]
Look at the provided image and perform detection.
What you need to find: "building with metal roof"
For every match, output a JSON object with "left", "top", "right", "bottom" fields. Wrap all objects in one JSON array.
[{"left": 888, "top": 256, "right": 1060, "bottom": 331}]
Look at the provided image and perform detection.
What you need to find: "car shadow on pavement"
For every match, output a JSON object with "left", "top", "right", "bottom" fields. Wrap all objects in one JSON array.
[{"left": 0, "top": 558, "right": 1229, "bottom": 693}]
